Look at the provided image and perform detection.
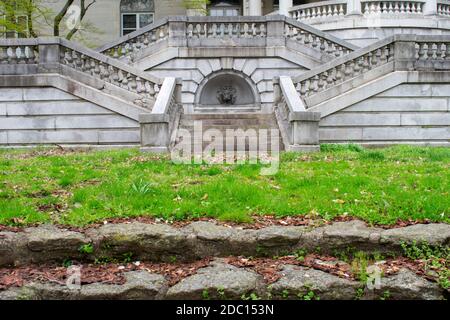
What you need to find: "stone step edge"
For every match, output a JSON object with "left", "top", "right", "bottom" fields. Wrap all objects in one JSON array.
[
  {"left": 0, "top": 261, "right": 446, "bottom": 300},
  {"left": 0, "top": 220, "right": 449, "bottom": 267}
]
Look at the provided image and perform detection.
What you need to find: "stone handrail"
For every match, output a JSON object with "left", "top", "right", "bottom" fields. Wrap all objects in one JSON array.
[
  {"left": 284, "top": 18, "right": 357, "bottom": 57},
  {"left": 361, "top": 0, "right": 426, "bottom": 15},
  {"left": 139, "top": 77, "right": 183, "bottom": 152},
  {"left": 274, "top": 76, "right": 320, "bottom": 150},
  {"left": 289, "top": 0, "right": 348, "bottom": 20},
  {"left": 292, "top": 34, "right": 450, "bottom": 105},
  {"left": 0, "top": 38, "right": 39, "bottom": 65},
  {"left": 97, "top": 18, "right": 170, "bottom": 63},
  {"left": 97, "top": 15, "right": 357, "bottom": 62},
  {"left": 0, "top": 38, "right": 164, "bottom": 110},
  {"left": 292, "top": 35, "right": 395, "bottom": 99},
  {"left": 438, "top": 0, "right": 450, "bottom": 16}
]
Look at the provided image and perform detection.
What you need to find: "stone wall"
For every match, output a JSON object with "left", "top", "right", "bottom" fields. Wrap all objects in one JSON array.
[
  {"left": 319, "top": 83, "right": 450, "bottom": 145},
  {"left": 148, "top": 57, "right": 307, "bottom": 113},
  {"left": 0, "top": 87, "right": 140, "bottom": 146}
]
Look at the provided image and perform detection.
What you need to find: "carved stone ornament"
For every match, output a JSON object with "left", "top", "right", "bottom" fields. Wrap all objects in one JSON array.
[{"left": 216, "top": 86, "right": 237, "bottom": 105}]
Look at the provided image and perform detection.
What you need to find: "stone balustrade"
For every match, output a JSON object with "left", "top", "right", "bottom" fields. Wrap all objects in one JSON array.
[
  {"left": 186, "top": 21, "right": 266, "bottom": 38},
  {"left": 0, "top": 38, "right": 164, "bottom": 110},
  {"left": 293, "top": 40, "right": 394, "bottom": 99},
  {"left": 291, "top": 35, "right": 450, "bottom": 105},
  {"left": 438, "top": 0, "right": 450, "bottom": 16},
  {"left": 288, "top": 0, "right": 450, "bottom": 20},
  {"left": 0, "top": 40, "right": 39, "bottom": 65},
  {"left": 289, "top": 0, "right": 347, "bottom": 20},
  {"left": 361, "top": 0, "right": 425, "bottom": 15},
  {"left": 99, "top": 19, "right": 169, "bottom": 63},
  {"left": 415, "top": 37, "right": 450, "bottom": 69},
  {"left": 284, "top": 20, "right": 353, "bottom": 57},
  {"left": 98, "top": 16, "right": 357, "bottom": 62}
]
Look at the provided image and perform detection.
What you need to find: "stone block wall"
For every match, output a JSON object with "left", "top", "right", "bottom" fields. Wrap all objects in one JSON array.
[
  {"left": 319, "top": 83, "right": 450, "bottom": 146},
  {"left": 0, "top": 87, "right": 140, "bottom": 146}
]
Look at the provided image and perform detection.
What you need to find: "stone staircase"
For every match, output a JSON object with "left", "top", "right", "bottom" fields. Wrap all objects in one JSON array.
[{"left": 173, "top": 113, "right": 285, "bottom": 152}]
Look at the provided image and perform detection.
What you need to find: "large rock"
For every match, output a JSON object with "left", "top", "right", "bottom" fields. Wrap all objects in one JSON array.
[
  {"left": 256, "top": 226, "right": 304, "bottom": 254},
  {"left": 165, "top": 262, "right": 266, "bottom": 300},
  {"left": 86, "top": 222, "right": 193, "bottom": 262},
  {"left": 270, "top": 265, "right": 360, "bottom": 300},
  {"left": 0, "top": 231, "right": 27, "bottom": 266},
  {"left": 183, "top": 222, "right": 259, "bottom": 257},
  {"left": 364, "top": 268, "right": 444, "bottom": 300},
  {"left": 301, "top": 220, "right": 383, "bottom": 253},
  {"left": 0, "top": 271, "right": 168, "bottom": 300},
  {"left": 23, "top": 225, "right": 90, "bottom": 264},
  {"left": 380, "top": 223, "right": 450, "bottom": 248}
]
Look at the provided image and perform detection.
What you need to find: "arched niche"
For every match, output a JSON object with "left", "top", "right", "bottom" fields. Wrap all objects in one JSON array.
[{"left": 196, "top": 71, "right": 259, "bottom": 108}]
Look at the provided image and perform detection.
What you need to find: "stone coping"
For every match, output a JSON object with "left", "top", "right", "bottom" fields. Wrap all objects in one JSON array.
[{"left": 0, "top": 220, "right": 448, "bottom": 267}]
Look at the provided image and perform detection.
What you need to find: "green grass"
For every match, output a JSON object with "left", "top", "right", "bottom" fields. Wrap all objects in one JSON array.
[{"left": 0, "top": 144, "right": 448, "bottom": 227}]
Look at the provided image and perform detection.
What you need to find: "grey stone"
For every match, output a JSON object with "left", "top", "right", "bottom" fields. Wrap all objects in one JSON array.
[
  {"left": 79, "top": 271, "right": 168, "bottom": 300},
  {"left": 0, "top": 231, "right": 27, "bottom": 266},
  {"left": 256, "top": 226, "right": 305, "bottom": 249},
  {"left": 364, "top": 269, "right": 444, "bottom": 300},
  {"left": 6, "top": 271, "right": 167, "bottom": 300},
  {"left": 380, "top": 223, "right": 450, "bottom": 247},
  {"left": 86, "top": 222, "right": 193, "bottom": 262},
  {"left": 166, "top": 262, "right": 266, "bottom": 300},
  {"left": 301, "top": 220, "right": 383, "bottom": 253},
  {"left": 270, "top": 265, "right": 360, "bottom": 300},
  {"left": 23, "top": 224, "right": 90, "bottom": 264}
]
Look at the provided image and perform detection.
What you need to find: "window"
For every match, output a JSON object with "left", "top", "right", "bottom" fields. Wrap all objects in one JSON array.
[
  {"left": 121, "top": 13, "right": 154, "bottom": 35},
  {"left": 120, "top": 0, "right": 154, "bottom": 36},
  {"left": 3, "top": 15, "right": 28, "bottom": 39},
  {"left": 209, "top": 1, "right": 241, "bottom": 16}
]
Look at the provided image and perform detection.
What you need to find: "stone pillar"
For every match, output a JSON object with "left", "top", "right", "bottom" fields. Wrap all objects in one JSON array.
[
  {"left": 278, "top": 0, "right": 293, "bottom": 16},
  {"left": 289, "top": 111, "right": 321, "bottom": 152},
  {"left": 347, "top": 0, "right": 362, "bottom": 16},
  {"left": 423, "top": 0, "right": 437, "bottom": 16},
  {"left": 139, "top": 114, "right": 171, "bottom": 153},
  {"left": 38, "top": 38, "right": 61, "bottom": 73},
  {"left": 249, "top": 0, "right": 262, "bottom": 16},
  {"left": 394, "top": 36, "right": 419, "bottom": 71}
]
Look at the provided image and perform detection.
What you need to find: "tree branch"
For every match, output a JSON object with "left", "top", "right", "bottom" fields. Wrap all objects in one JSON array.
[
  {"left": 53, "top": 0, "right": 75, "bottom": 36},
  {"left": 66, "top": 0, "right": 96, "bottom": 40}
]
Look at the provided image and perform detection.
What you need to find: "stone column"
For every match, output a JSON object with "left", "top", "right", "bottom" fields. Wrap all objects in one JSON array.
[
  {"left": 278, "top": 0, "right": 293, "bottom": 16},
  {"left": 289, "top": 112, "right": 321, "bottom": 152},
  {"left": 423, "top": 0, "right": 437, "bottom": 16},
  {"left": 347, "top": 0, "right": 362, "bottom": 16},
  {"left": 249, "top": 0, "right": 262, "bottom": 16}
]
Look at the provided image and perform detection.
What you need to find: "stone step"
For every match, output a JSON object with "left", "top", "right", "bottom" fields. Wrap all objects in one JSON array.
[
  {"left": 1, "top": 221, "right": 448, "bottom": 267},
  {"left": 182, "top": 113, "right": 276, "bottom": 120},
  {"left": 0, "top": 260, "right": 445, "bottom": 300}
]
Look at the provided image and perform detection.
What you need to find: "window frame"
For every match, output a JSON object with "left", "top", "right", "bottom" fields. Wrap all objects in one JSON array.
[{"left": 120, "top": 12, "right": 154, "bottom": 36}]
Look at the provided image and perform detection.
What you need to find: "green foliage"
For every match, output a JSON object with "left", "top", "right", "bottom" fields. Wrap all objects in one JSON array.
[
  {"left": 78, "top": 243, "right": 93, "bottom": 254},
  {"left": 241, "top": 292, "right": 261, "bottom": 300},
  {"left": 202, "top": 289, "right": 210, "bottom": 300},
  {"left": 122, "top": 252, "right": 133, "bottom": 263},
  {"left": 216, "top": 286, "right": 226, "bottom": 299},
  {"left": 401, "top": 241, "right": 450, "bottom": 289}
]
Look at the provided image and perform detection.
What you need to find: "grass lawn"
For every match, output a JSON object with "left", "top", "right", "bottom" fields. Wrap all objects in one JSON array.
[{"left": 0, "top": 144, "right": 448, "bottom": 227}]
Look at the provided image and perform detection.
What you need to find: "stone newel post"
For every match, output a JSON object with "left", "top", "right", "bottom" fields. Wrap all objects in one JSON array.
[
  {"left": 347, "top": 0, "right": 362, "bottom": 16},
  {"left": 38, "top": 38, "right": 61, "bottom": 73},
  {"left": 423, "top": 0, "right": 437, "bottom": 15}
]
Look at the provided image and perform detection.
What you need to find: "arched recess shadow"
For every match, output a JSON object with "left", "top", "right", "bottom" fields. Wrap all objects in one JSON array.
[{"left": 195, "top": 71, "right": 261, "bottom": 111}]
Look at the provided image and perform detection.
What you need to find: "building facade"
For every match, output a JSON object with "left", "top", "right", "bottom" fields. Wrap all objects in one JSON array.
[
  {"left": 24, "top": 0, "right": 311, "bottom": 45},
  {"left": 0, "top": 0, "right": 449, "bottom": 150}
]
